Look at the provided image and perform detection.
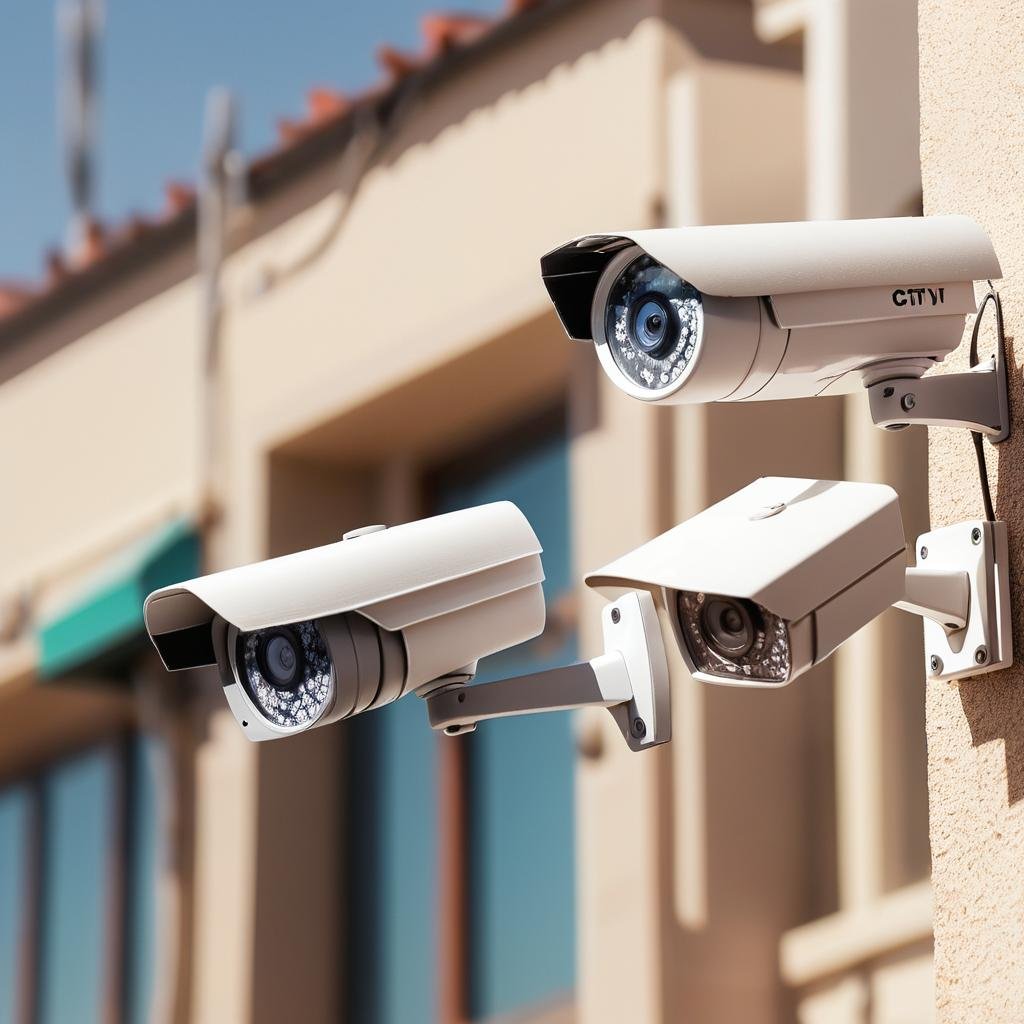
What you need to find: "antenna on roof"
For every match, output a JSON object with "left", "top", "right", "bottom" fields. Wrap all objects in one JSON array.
[
  {"left": 57, "top": 0, "right": 103, "bottom": 260},
  {"left": 198, "top": 86, "right": 245, "bottom": 510}
]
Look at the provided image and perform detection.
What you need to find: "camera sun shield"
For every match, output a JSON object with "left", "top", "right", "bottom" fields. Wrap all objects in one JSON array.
[
  {"left": 144, "top": 502, "right": 547, "bottom": 740},
  {"left": 542, "top": 216, "right": 1002, "bottom": 406},
  {"left": 585, "top": 477, "right": 906, "bottom": 687}
]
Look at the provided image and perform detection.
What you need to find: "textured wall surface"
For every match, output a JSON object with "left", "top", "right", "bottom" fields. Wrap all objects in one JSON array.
[{"left": 920, "top": 2, "right": 1024, "bottom": 1019}]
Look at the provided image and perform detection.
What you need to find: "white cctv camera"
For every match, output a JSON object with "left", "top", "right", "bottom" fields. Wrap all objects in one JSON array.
[
  {"left": 144, "top": 501, "right": 673, "bottom": 751},
  {"left": 541, "top": 217, "right": 1010, "bottom": 440},
  {"left": 586, "top": 477, "right": 1013, "bottom": 687},
  {"left": 144, "top": 502, "right": 547, "bottom": 741}
]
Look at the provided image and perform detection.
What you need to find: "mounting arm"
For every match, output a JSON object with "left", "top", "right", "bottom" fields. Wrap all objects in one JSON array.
[
  {"left": 868, "top": 356, "right": 1010, "bottom": 441},
  {"left": 868, "top": 288, "right": 1011, "bottom": 442},
  {"left": 424, "top": 590, "right": 671, "bottom": 752},
  {"left": 894, "top": 566, "right": 970, "bottom": 633}
]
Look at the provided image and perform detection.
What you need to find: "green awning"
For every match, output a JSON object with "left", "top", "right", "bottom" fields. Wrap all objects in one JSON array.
[{"left": 38, "top": 518, "right": 200, "bottom": 679}]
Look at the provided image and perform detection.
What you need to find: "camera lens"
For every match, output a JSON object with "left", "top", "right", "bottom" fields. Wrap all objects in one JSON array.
[
  {"left": 240, "top": 620, "right": 334, "bottom": 729},
  {"left": 602, "top": 253, "right": 702, "bottom": 393},
  {"left": 676, "top": 591, "right": 791, "bottom": 684},
  {"left": 631, "top": 297, "right": 674, "bottom": 356},
  {"left": 256, "top": 627, "right": 305, "bottom": 691},
  {"left": 700, "top": 599, "right": 756, "bottom": 659}
]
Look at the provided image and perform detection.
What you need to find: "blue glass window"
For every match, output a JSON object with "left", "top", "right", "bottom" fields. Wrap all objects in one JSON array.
[
  {"left": 37, "top": 748, "right": 116, "bottom": 1024},
  {"left": 434, "top": 415, "right": 577, "bottom": 1019},
  {"left": 347, "top": 695, "right": 438, "bottom": 1024},
  {"left": 124, "top": 735, "right": 160, "bottom": 1024},
  {"left": 0, "top": 735, "right": 161, "bottom": 1024}
]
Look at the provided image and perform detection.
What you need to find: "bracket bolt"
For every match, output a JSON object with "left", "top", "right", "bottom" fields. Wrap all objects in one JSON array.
[
  {"left": 611, "top": 608, "right": 621, "bottom": 624},
  {"left": 631, "top": 717, "right": 647, "bottom": 738},
  {"left": 929, "top": 654, "right": 943, "bottom": 674},
  {"left": 975, "top": 646, "right": 989, "bottom": 665},
  {"left": 901, "top": 393, "right": 917, "bottom": 412},
  {"left": 972, "top": 527, "right": 983, "bottom": 545},
  {"left": 920, "top": 545, "right": 929, "bottom": 560}
]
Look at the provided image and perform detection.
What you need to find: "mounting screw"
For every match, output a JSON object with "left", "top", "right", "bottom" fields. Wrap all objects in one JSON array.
[
  {"left": 929, "top": 655, "right": 943, "bottom": 674},
  {"left": 631, "top": 717, "right": 647, "bottom": 739},
  {"left": 975, "top": 646, "right": 989, "bottom": 665},
  {"left": 611, "top": 607, "right": 621, "bottom": 624},
  {"left": 972, "top": 527, "right": 983, "bottom": 545},
  {"left": 920, "top": 545, "right": 929, "bottom": 560},
  {"left": 901, "top": 393, "right": 917, "bottom": 412}
]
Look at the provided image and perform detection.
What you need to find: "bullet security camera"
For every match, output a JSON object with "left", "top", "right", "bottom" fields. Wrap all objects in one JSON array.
[
  {"left": 541, "top": 217, "right": 1010, "bottom": 440},
  {"left": 586, "top": 477, "right": 906, "bottom": 687},
  {"left": 144, "top": 502, "right": 547, "bottom": 741},
  {"left": 144, "top": 502, "right": 673, "bottom": 751},
  {"left": 586, "top": 477, "right": 1013, "bottom": 687}
]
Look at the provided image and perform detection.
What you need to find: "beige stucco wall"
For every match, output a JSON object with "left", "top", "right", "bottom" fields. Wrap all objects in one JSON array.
[
  {"left": 920, "top": 1, "right": 1024, "bottom": 1019},
  {"left": 0, "top": 265, "right": 204, "bottom": 591}
]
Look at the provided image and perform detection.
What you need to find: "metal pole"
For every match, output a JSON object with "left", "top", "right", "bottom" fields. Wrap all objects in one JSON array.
[
  {"left": 197, "top": 87, "right": 243, "bottom": 509},
  {"left": 57, "top": 0, "right": 103, "bottom": 257}
]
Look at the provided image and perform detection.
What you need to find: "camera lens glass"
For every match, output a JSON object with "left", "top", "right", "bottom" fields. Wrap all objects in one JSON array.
[
  {"left": 677, "top": 592, "right": 791, "bottom": 684},
  {"left": 257, "top": 629, "right": 304, "bottom": 690},
  {"left": 700, "top": 598, "right": 756, "bottom": 659},
  {"left": 631, "top": 297, "right": 674, "bottom": 355},
  {"left": 239, "top": 620, "right": 334, "bottom": 728},
  {"left": 603, "top": 254, "right": 702, "bottom": 392}
]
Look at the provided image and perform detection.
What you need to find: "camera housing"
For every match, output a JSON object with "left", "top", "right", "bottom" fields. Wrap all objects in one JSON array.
[
  {"left": 585, "top": 477, "right": 907, "bottom": 688},
  {"left": 143, "top": 502, "right": 546, "bottom": 740},
  {"left": 541, "top": 216, "right": 1001, "bottom": 404}
]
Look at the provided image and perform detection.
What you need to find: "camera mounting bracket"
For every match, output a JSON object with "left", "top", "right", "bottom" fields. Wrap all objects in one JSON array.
[
  {"left": 867, "top": 356, "right": 1010, "bottom": 441},
  {"left": 868, "top": 287, "right": 1012, "bottom": 442},
  {"left": 424, "top": 589, "right": 671, "bottom": 751},
  {"left": 894, "top": 519, "right": 1013, "bottom": 682}
]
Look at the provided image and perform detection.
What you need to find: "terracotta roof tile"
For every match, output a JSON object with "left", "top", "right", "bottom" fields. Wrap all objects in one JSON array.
[
  {"left": 0, "top": 0, "right": 559, "bottom": 331},
  {"left": 306, "top": 87, "right": 351, "bottom": 122},
  {"left": 78, "top": 218, "right": 107, "bottom": 267},
  {"left": 376, "top": 44, "right": 424, "bottom": 81},
  {"left": 275, "top": 117, "right": 308, "bottom": 145},
  {"left": 163, "top": 181, "right": 196, "bottom": 216},
  {"left": 117, "top": 214, "right": 152, "bottom": 245},
  {"left": 278, "top": 89, "right": 355, "bottom": 143},
  {"left": 0, "top": 283, "right": 36, "bottom": 319},
  {"left": 421, "top": 13, "right": 494, "bottom": 53}
]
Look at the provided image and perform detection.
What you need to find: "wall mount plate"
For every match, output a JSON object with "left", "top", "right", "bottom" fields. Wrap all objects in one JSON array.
[
  {"left": 601, "top": 590, "right": 672, "bottom": 751},
  {"left": 918, "top": 519, "right": 1012, "bottom": 682}
]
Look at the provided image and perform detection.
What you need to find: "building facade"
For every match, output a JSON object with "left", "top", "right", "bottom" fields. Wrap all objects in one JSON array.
[{"left": 0, "top": 2, "right": 936, "bottom": 1022}]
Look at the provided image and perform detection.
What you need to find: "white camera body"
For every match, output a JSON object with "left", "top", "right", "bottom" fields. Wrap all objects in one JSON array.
[
  {"left": 143, "top": 502, "right": 546, "bottom": 740},
  {"left": 585, "top": 477, "right": 907, "bottom": 688},
  {"left": 541, "top": 216, "right": 1001, "bottom": 404}
]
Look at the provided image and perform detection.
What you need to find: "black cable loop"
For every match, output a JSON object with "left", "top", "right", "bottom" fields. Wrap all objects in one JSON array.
[{"left": 968, "top": 283, "right": 1003, "bottom": 522}]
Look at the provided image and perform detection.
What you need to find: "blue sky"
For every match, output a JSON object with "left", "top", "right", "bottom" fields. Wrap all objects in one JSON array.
[{"left": 0, "top": 0, "right": 504, "bottom": 279}]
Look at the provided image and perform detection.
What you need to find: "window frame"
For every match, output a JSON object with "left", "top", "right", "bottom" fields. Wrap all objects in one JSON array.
[
  {"left": 0, "top": 727, "right": 160, "bottom": 1024},
  {"left": 425, "top": 402, "right": 578, "bottom": 1024}
]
